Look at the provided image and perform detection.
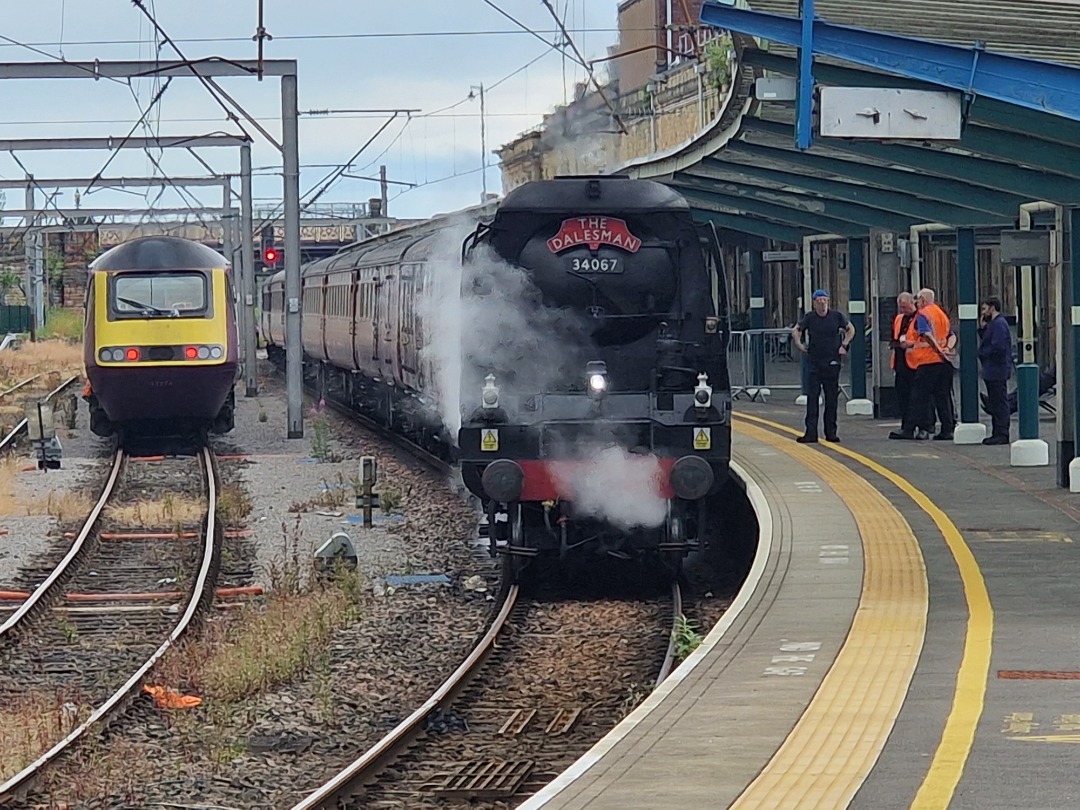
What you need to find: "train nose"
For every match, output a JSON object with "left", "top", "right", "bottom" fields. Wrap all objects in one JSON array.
[
  {"left": 669, "top": 455, "right": 714, "bottom": 500},
  {"left": 481, "top": 458, "right": 525, "bottom": 502}
]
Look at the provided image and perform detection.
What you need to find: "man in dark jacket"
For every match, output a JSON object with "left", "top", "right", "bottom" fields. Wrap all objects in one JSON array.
[
  {"left": 792, "top": 289, "right": 856, "bottom": 443},
  {"left": 977, "top": 296, "right": 1012, "bottom": 445}
]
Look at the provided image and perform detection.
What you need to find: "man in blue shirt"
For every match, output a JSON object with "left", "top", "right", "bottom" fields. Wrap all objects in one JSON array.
[{"left": 977, "top": 295, "right": 1012, "bottom": 445}]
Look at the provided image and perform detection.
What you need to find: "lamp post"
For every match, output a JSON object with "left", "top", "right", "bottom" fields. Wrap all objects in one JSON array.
[{"left": 469, "top": 83, "right": 487, "bottom": 200}]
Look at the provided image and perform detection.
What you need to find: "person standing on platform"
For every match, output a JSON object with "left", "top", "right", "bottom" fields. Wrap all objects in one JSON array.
[
  {"left": 890, "top": 292, "right": 917, "bottom": 426},
  {"left": 890, "top": 288, "right": 954, "bottom": 441},
  {"left": 792, "top": 290, "right": 856, "bottom": 444},
  {"left": 978, "top": 295, "right": 1012, "bottom": 445}
]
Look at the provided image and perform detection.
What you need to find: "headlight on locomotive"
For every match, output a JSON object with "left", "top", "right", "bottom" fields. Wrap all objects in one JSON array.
[
  {"left": 481, "top": 458, "right": 524, "bottom": 502},
  {"left": 670, "top": 455, "right": 715, "bottom": 500}
]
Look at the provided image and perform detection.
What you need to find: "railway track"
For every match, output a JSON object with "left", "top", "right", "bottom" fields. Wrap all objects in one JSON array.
[
  {"left": 291, "top": 579, "right": 682, "bottom": 810},
  {"left": 0, "top": 446, "right": 222, "bottom": 804},
  {"left": 0, "top": 374, "right": 80, "bottom": 453}
]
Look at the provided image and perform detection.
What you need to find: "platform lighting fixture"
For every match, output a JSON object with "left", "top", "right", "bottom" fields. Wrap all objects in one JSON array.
[
  {"left": 481, "top": 373, "right": 499, "bottom": 409},
  {"left": 694, "top": 372, "right": 712, "bottom": 409}
]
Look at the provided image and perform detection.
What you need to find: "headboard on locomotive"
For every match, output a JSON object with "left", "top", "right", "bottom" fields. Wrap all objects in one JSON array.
[{"left": 463, "top": 176, "right": 727, "bottom": 398}]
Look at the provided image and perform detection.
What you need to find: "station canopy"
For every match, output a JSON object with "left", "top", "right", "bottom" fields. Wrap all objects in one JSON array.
[{"left": 617, "top": 0, "right": 1080, "bottom": 244}]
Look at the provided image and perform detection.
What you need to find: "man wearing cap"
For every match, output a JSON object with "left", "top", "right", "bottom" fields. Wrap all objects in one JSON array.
[{"left": 792, "top": 290, "right": 856, "bottom": 443}]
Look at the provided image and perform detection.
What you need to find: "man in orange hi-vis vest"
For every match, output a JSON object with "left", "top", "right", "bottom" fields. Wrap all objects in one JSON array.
[
  {"left": 890, "top": 288, "right": 955, "bottom": 440},
  {"left": 889, "top": 292, "right": 917, "bottom": 426}
]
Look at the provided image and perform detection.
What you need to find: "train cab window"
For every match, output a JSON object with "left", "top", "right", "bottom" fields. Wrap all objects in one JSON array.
[{"left": 111, "top": 272, "right": 208, "bottom": 319}]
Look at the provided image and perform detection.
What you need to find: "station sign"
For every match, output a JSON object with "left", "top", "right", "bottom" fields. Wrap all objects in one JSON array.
[
  {"left": 819, "top": 87, "right": 963, "bottom": 140},
  {"left": 1000, "top": 230, "right": 1052, "bottom": 266},
  {"left": 763, "top": 250, "right": 800, "bottom": 262}
]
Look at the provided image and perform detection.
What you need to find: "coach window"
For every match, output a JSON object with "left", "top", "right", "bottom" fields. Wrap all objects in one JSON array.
[{"left": 111, "top": 272, "right": 208, "bottom": 319}]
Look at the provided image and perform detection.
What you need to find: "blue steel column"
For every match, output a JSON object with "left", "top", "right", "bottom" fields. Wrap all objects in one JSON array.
[
  {"left": 847, "top": 238, "right": 866, "bottom": 398},
  {"left": 956, "top": 228, "right": 979, "bottom": 423},
  {"left": 797, "top": 0, "right": 815, "bottom": 150},
  {"left": 749, "top": 248, "right": 766, "bottom": 385}
]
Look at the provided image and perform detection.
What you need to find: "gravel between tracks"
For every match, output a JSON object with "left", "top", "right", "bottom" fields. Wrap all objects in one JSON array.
[{"left": 22, "top": 368, "right": 500, "bottom": 809}]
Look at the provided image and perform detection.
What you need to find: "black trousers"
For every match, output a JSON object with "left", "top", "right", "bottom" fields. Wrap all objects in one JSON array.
[
  {"left": 985, "top": 378, "right": 1010, "bottom": 439},
  {"left": 805, "top": 360, "right": 841, "bottom": 438},
  {"left": 932, "top": 364, "right": 957, "bottom": 434},
  {"left": 902, "top": 363, "right": 955, "bottom": 436},
  {"left": 894, "top": 365, "right": 914, "bottom": 425}
]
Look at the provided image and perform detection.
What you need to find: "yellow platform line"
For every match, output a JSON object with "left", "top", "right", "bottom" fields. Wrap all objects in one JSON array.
[
  {"left": 735, "top": 412, "right": 993, "bottom": 809},
  {"left": 731, "top": 420, "right": 928, "bottom": 809}
]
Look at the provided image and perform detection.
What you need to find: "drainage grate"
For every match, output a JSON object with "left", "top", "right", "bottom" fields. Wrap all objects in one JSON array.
[
  {"left": 998, "top": 671, "right": 1080, "bottom": 680},
  {"left": 427, "top": 760, "right": 534, "bottom": 798}
]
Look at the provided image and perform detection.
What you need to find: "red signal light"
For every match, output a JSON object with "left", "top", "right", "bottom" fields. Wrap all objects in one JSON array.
[
  {"left": 263, "top": 247, "right": 279, "bottom": 265},
  {"left": 185, "top": 346, "right": 198, "bottom": 359},
  {"left": 125, "top": 347, "right": 140, "bottom": 362}
]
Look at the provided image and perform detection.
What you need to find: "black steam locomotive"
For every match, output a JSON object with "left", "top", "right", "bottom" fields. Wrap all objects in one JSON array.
[
  {"left": 263, "top": 176, "right": 733, "bottom": 574},
  {"left": 457, "top": 177, "right": 732, "bottom": 573}
]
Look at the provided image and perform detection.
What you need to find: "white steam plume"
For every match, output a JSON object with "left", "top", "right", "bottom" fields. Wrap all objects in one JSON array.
[
  {"left": 418, "top": 217, "right": 592, "bottom": 439},
  {"left": 551, "top": 446, "right": 667, "bottom": 530}
]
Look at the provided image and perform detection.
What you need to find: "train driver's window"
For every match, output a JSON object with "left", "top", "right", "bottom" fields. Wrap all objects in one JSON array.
[{"left": 113, "top": 272, "right": 207, "bottom": 317}]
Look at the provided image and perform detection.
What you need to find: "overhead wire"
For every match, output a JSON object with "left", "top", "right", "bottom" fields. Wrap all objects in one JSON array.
[
  {"left": 129, "top": 0, "right": 269, "bottom": 148},
  {"left": 0, "top": 27, "right": 632, "bottom": 48},
  {"left": 538, "top": 0, "right": 626, "bottom": 133}
]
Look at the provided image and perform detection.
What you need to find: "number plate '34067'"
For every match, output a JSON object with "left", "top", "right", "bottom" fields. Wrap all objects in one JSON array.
[{"left": 567, "top": 257, "right": 622, "bottom": 273}]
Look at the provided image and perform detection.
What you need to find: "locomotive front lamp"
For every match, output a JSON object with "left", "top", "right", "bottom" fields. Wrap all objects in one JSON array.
[
  {"left": 586, "top": 360, "right": 608, "bottom": 396},
  {"left": 481, "top": 374, "right": 499, "bottom": 409},
  {"left": 694, "top": 372, "right": 712, "bottom": 409}
]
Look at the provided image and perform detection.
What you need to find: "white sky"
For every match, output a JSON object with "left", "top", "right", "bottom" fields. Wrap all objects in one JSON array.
[{"left": 0, "top": 1, "right": 620, "bottom": 220}]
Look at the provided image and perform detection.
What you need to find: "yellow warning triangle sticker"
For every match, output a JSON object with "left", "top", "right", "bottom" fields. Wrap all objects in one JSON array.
[
  {"left": 481, "top": 429, "right": 499, "bottom": 451},
  {"left": 693, "top": 427, "right": 711, "bottom": 450}
]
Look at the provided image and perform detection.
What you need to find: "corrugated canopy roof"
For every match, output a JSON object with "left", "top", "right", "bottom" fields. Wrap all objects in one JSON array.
[
  {"left": 619, "top": 42, "right": 1080, "bottom": 244},
  {"left": 751, "top": 0, "right": 1080, "bottom": 65}
]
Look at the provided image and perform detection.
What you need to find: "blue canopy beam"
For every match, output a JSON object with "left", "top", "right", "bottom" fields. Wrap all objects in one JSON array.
[
  {"left": 723, "top": 142, "right": 1025, "bottom": 218},
  {"left": 675, "top": 185, "right": 871, "bottom": 235},
  {"left": 687, "top": 160, "right": 1007, "bottom": 226},
  {"left": 691, "top": 209, "right": 812, "bottom": 244},
  {"left": 742, "top": 118, "right": 1080, "bottom": 204},
  {"left": 700, "top": 1, "right": 1080, "bottom": 122}
]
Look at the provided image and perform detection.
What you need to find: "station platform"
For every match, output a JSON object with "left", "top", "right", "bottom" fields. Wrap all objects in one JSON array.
[{"left": 520, "top": 399, "right": 1080, "bottom": 810}]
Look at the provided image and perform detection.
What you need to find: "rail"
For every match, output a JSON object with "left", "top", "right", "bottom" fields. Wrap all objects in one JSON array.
[
  {"left": 0, "top": 447, "right": 221, "bottom": 803},
  {"left": 289, "top": 583, "right": 521, "bottom": 810},
  {"left": 655, "top": 582, "right": 683, "bottom": 688}
]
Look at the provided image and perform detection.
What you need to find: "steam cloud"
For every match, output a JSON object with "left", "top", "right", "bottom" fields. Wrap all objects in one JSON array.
[
  {"left": 417, "top": 218, "right": 591, "bottom": 436},
  {"left": 551, "top": 446, "right": 667, "bottom": 530}
]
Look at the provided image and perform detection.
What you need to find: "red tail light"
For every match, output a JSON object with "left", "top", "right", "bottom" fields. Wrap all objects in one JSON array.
[
  {"left": 125, "top": 347, "right": 140, "bottom": 361},
  {"left": 185, "top": 346, "right": 198, "bottom": 359}
]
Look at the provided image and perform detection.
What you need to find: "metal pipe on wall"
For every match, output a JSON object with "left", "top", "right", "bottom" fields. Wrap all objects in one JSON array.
[
  {"left": 907, "top": 222, "right": 951, "bottom": 294},
  {"left": 1016, "top": 201, "right": 1057, "bottom": 448}
]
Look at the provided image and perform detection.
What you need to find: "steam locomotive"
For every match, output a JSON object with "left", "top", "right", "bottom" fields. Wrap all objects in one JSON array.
[{"left": 263, "top": 176, "right": 732, "bottom": 573}]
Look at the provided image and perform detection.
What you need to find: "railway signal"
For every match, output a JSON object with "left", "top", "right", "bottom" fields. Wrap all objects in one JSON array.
[{"left": 263, "top": 246, "right": 280, "bottom": 268}]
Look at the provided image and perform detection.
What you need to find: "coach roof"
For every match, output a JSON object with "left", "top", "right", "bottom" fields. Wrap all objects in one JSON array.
[{"left": 91, "top": 236, "right": 228, "bottom": 273}]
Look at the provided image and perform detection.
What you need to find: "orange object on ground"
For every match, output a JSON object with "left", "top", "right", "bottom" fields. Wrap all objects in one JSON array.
[
  {"left": 143, "top": 684, "right": 202, "bottom": 709},
  {"left": 0, "top": 529, "right": 7, "bottom": 536},
  {"left": 129, "top": 455, "right": 166, "bottom": 463}
]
